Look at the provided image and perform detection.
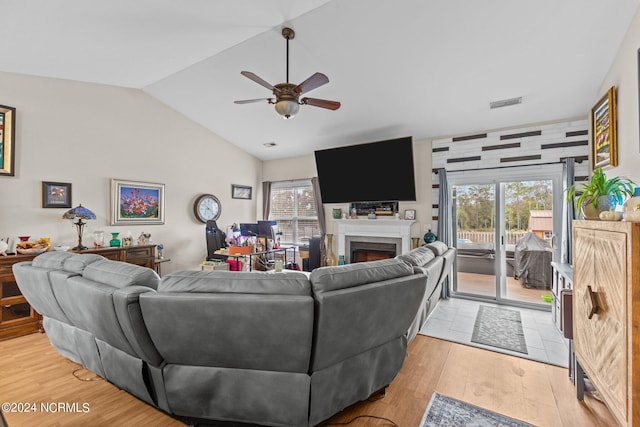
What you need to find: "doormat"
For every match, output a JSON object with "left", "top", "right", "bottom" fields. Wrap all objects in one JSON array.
[
  {"left": 471, "top": 305, "right": 528, "bottom": 354},
  {"left": 420, "top": 393, "right": 534, "bottom": 427}
]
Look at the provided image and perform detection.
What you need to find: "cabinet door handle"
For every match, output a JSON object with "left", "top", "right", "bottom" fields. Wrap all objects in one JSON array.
[{"left": 584, "top": 285, "right": 599, "bottom": 319}]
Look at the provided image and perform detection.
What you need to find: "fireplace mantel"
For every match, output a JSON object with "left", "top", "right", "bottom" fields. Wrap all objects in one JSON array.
[{"left": 334, "top": 219, "right": 415, "bottom": 259}]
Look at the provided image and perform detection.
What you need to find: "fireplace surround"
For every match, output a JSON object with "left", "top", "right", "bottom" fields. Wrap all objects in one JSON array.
[{"left": 335, "top": 219, "right": 415, "bottom": 263}]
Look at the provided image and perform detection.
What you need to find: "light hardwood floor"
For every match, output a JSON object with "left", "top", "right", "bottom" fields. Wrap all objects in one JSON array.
[{"left": 0, "top": 332, "right": 615, "bottom": 426}]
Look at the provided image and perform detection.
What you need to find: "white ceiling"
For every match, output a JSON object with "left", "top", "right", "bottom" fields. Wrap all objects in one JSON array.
[{"left": 1, "top": 0, "right": 638, "bottom": 160}]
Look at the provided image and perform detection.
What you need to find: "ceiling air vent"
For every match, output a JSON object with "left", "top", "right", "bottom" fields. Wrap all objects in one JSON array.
[{"left": 490, "top": 97, "right": 522, "bottom": 109}]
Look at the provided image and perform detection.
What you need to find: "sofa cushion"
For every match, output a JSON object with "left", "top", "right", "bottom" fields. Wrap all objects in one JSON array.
[
  {"left": 158, "top": 270, "right": 311, "bottom": 296},
  {"left": 82, "top": 259, "right": 159, "bottom": 290},
  {"left": 397, "top": 246, "right": 435, "bottom": 267},
  {"left": 32, "top": 251, "right": 75, "bottom": 269},
  {"left": 310, "top": 258, "right": 413, "bottom": 294},
  {"left": 426, "top": 241, "right": 449, "bottom": 256},
  {"left": 63, "top": 254, "right": 105, "bottom": 274}
]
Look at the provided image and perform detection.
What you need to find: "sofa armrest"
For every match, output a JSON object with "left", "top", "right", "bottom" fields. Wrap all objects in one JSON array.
[{"left": 113, "top": 286, "right": 163, "bottom": 366}]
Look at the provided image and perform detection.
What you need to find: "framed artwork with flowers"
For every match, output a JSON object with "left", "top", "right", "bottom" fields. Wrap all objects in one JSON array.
[{"left": 111, "top": 179, "right": 165, "bottom": 225}]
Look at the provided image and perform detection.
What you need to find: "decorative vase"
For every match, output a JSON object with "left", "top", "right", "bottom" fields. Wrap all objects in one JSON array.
[
  {"left": 93, "top": 231, "right": 104, "bottom": 248},
  {"left": 623, "top": 188, "right": 640, "bottom": 222},
  {"left": 109, "top": 232, "right": 121, "bottom": 247},
  {"left": 581, "top": 195, "right": 615, "bottom": 220},
  {"left": 423, "top": 229, "right": 437, "bottom": 244},
  {"left": 332, "top": 208, "right": 342, "bottom": 219},
  {"left": 411, "top": 237, "right": 420, "bottom": 249},
  {"left": 325, "top": 234, "right": 337, "bottom": 266}
]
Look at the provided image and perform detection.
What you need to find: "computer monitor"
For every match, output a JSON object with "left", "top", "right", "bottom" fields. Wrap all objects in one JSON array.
[
  {"left": 258, "top": 220, "right": 277, "bottom": 238},
  {"left": 239, "top": 223, "right": 259, "bottom": 237}
]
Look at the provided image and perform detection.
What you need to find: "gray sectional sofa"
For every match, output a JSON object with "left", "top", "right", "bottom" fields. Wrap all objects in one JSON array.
[{"left": 13, "top": 242, "right": 453, "bottom": 427}]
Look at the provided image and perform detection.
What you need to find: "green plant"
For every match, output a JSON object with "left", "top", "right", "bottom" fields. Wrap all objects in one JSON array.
[{"left": 566, "top": 167, "right": 636, "bottom": 209}]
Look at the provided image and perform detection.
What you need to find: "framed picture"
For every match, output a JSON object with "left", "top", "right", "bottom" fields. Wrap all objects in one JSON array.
[
  {"left": 42, "top": 181, "right": 72, "bottom": 208},
  {"left": 0, "top": 104, "right": 16, "bottom": 176},
  {"left": 404, "top": 209, "right": 416, "bottom": 220},
  {"left": 591, "top": 86, "right": 617, "bottom": 169},
  {"left": 232, "top": 184, "right": 252, "bottom": 200},
  {"left": 111, "top": 179, "right": 165, "bottom": 225}
]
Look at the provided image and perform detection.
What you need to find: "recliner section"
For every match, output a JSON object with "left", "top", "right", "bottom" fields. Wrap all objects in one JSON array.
[{"left": 13, "top": 243, "right": 454, "bottom": 427}]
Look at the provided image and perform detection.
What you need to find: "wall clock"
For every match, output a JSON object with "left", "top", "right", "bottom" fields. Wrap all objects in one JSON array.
[{"left": 194, "top": 194, "right": 221, "bottom": 223}]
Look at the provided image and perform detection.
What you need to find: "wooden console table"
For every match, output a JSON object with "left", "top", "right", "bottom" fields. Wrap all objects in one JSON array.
[
  {"left": 0, "top": 253, "right": 42, "bottom": 340},
  {"left": 71, "top": 244, "right": 156, "bottom": 269},
  {"left": 0, "top": 245, "right": 158, "bottom": 341}
]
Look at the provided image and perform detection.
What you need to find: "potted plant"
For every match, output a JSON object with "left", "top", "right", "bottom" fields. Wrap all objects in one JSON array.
[{"left": 566, "top": 167, "right": 636, "bottom": 219}]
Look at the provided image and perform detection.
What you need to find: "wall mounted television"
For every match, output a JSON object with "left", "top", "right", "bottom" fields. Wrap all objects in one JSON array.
[{"left": 314, "top": 136, "right": 417, "bottom": 203}]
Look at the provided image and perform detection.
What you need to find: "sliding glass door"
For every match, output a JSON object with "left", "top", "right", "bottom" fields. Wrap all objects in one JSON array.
[
  {"left": 453, "top": 183, "right": 497, "bottom": 298},
  {"left": 450, "top": 165, "right": 562, "bottom": 309}
]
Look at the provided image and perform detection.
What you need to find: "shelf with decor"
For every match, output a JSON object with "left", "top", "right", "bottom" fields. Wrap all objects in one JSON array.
[{"left": 0, "top": 253, "right": 43, "bottom": 340}]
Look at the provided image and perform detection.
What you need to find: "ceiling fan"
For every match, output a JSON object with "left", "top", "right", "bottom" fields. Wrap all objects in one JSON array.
[{"left": 234, "top": 27, "right": 340, "bottom": 119}]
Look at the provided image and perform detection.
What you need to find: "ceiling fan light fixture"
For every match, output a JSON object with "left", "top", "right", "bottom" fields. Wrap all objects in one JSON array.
[
  {"left": 275, "top": 99, "right": 299, "bottom": 119},
  {"left": 235, "top": 27, "right": 339, "bottom": 118}
]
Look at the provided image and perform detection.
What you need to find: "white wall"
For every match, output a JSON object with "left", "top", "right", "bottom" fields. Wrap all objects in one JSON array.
[
  {"left": 597, "top": 6, "right": 640, "bottom": 183},
  {"left": 0, "top": 72, "right": 262, "bottom": 274},
  {"left": 262, "top": 137, "right": 433, "bottom": 255}
]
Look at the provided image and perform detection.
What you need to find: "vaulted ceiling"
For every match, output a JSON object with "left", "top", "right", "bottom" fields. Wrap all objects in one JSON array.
[{"left": 1, "top": 0, "right": 638, "bottom": 160}]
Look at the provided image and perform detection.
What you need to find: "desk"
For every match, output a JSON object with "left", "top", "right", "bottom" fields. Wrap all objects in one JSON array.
[{"left": 221, "top": 246, "right": 297, "bottom": 271}]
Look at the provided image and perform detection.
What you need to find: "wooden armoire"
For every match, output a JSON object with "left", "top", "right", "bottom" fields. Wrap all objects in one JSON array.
[{"left": 573, "top": 220, "right": 640, "bottom": 426}]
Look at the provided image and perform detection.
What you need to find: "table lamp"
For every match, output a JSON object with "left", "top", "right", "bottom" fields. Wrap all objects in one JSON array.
[{"left": 63, "top": 204, "right": 96, "bottom": 251}]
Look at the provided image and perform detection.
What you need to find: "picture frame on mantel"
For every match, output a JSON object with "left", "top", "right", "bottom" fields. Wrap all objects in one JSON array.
[
  {"left": 111, "top": 179, "right": 165, "bottom": 225},
  {"left": 404, "top": 209, "right": 416, "bottom": 220},
  {"left": 0, "top": 104, "right": 16, "bottom": 176},
  {"left": 232, "top": 184, "right": 252, "bottom": 200},
  {"left": 591, "top": 86, "right": 617, "bottom": 169},
  {"left": 42, "top": 181, "right": 72, "bottom": 208}
]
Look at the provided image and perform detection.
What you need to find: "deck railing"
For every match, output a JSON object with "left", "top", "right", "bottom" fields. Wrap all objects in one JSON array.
[{"left": 457, "top": 231, "right": 527, "bottom": 245}]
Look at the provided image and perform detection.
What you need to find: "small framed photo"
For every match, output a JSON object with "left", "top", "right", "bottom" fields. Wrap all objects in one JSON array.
[
  {"left": 42, "top": 181, "right": 72, "bottom": 208},
  {"left": 404, "top": 209, "right": 416, "bottom": 220},
  {"left": 232, "top": 184, "right": 252, "bottom": 200},
  {"left": 111, "top": 179, "right": 165, "bottom": 225}
]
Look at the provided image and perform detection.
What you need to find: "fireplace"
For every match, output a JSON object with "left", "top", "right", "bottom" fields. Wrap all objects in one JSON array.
[
  {"left": 336, "top": 219, "right": 415, "bottom": 264},
  {"left": 350, "top": 241, "right": 397, "bottom": 263}
]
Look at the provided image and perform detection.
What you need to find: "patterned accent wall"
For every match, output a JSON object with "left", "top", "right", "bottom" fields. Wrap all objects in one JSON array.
[{"left": 431, "top": 119, "right": 589, "bottom": 226}]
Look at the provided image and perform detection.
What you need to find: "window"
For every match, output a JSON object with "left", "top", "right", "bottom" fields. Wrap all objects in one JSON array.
[{"left": 268, "top": 179, "right": 320, "bottom": 244}]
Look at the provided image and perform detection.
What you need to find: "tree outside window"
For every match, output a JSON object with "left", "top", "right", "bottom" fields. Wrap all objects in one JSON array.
[{"left": 269, "top": 180, "right": 320, "bottom": 244}]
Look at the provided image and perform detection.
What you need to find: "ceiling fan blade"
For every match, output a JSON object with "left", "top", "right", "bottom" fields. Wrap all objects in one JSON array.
[
  {"left": 234, "top": 98, "right": 274, "bottom": 104},
  {"left": 302, "top": 97, "right": 341, "bottom": 110},
  {"left": 240, "top": 71, "right": 275, "bottom": 91},
  {"left": 295, "top": 72, "right": 329, "bottom": 95}
]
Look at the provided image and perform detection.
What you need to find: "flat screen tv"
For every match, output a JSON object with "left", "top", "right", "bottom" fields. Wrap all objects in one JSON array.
[{"left": 314, "top": 136, "right": 417, "bottom": 203}]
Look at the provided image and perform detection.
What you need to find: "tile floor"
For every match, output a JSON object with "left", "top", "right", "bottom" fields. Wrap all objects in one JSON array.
[{"left": 419, "top": 297, "right": 570, "bottom": 367}]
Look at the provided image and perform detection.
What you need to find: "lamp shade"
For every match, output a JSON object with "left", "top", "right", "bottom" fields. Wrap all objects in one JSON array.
[
  {"left": 274, "top": 99, "right": 299, "bottom": 119},
  {"left": 63, "top": 204, "right": 96, "bottom": 220}
]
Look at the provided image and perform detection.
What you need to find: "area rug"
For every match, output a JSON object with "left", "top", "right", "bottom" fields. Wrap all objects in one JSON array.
[
  {"left": 471, "top": 305, "right": 528, "bottom": 354},
  {"left": 420, "top": 393, "right": 534, "bottom": 427}
]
